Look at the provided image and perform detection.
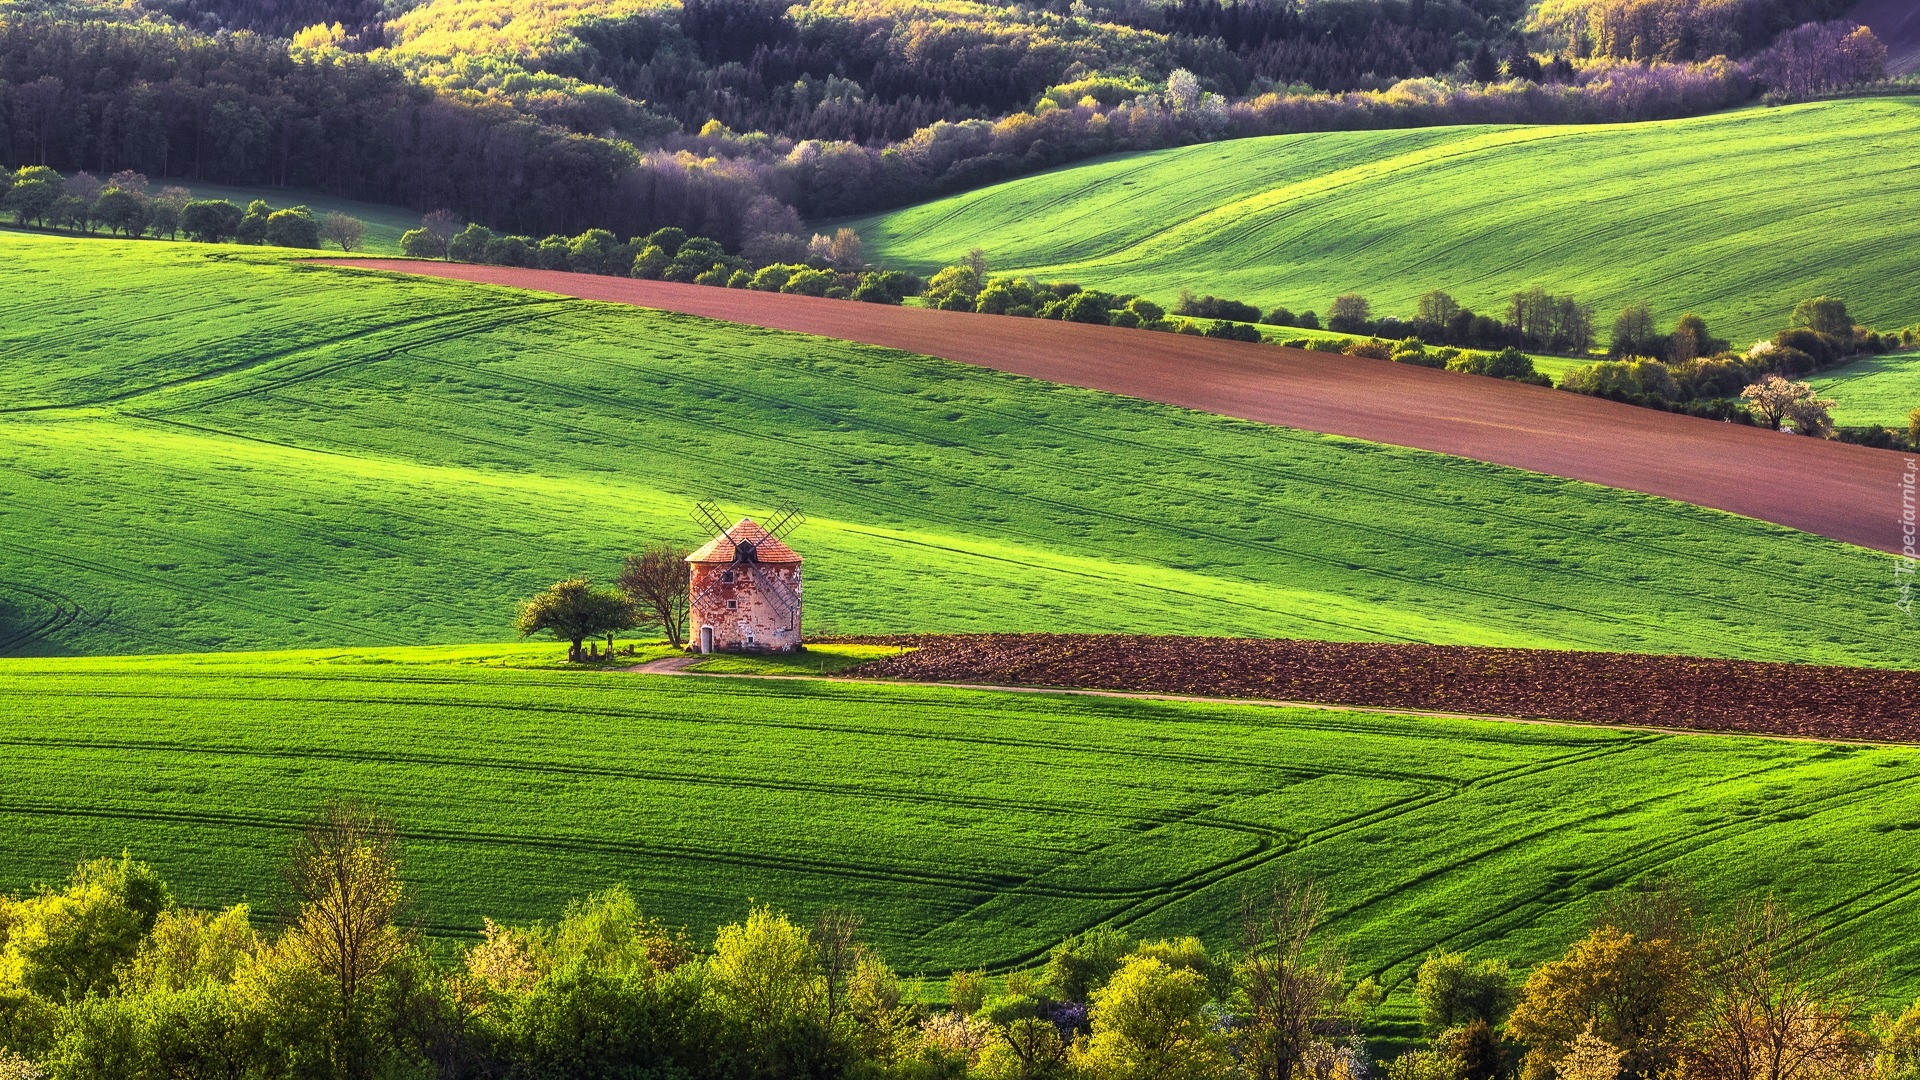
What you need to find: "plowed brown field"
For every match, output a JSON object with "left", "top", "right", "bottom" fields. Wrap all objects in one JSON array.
[
  {"left": 319, "top": 260, "right": 1910, "bottom": 553},
  {"left": 834, "top": 634, "right": 1920, "bottom": 741}
]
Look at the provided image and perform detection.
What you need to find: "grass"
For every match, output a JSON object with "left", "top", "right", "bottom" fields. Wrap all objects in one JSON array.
[
  {"left": 849, "top": 98, "right": 1920, "bottom": 345},
  {"left": 1813, "top": 349, "right": 1920, "bottom": 427},
  {"left": 687, "top": 643, "right": 906, "bottom": 674},
  {"left": 0, "top": 229, "right": 1914, "bottom": 667},
  {"left": 4, "top": 647, "right": 1920, "bottom": 1007}
]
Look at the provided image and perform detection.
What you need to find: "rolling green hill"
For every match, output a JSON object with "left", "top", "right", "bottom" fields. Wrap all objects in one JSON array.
[
  {"left": 0, "top": 230, "right": 1913, "bottom": 666},
  {"left": 5, "top": 648, "right": 1920, "bottom": 1000},
  {"left": 850, "top": 98, "right": 1920, "bottom": 345},
  {"left": 1814, "top": 349, "right": 1920, "bottom": 427}
]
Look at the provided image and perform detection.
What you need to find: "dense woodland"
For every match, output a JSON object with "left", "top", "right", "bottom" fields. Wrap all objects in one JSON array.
[{"left": 0, "top": 0, "right": 1891, "bottom": 243}]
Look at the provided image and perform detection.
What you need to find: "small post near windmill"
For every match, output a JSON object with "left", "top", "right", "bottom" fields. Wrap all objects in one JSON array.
[{"left": 686, "top": 502, "right": 804, "bottom": 654}]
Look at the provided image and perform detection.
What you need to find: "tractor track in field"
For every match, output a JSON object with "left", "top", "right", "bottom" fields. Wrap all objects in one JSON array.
[{"left": 315, "top": 260, "right": 1907, "bottom": 553}]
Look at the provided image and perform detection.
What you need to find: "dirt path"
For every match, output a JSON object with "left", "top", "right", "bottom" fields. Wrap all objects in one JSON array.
[
  {"left": 318, "top": 260, "right": 1910, "bottom": 553},
  {"left": 626, "top": 654, "right": 699, "bottom": 675}
]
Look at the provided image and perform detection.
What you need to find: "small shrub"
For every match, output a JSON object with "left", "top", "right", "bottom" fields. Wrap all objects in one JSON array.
[
  {"left": 1174, "top": 291, "right": 1261, "bottom": 322},
  {"left": 262, "top": 207, "right": 320, "bottom": 249},
  {"left": 947, "top": 970, "right": 988, "bottom": 1015},
  {"left": 630, "top": 245, "right": 670, "bottom": 279},
  {"left": 1342, "top": 338, "right": 1394, "bottom": 360},
  {"left": 780, "top": 268, "right": 837, "bottom": 296},
  {"left": 1204, "top": 321, "right": 1261, "bottom": 342}
]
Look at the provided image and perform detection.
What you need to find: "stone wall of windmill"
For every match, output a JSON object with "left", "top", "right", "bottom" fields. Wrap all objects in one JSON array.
[{"left": 685, "top": 515, "right": 804, "bottom": 654}]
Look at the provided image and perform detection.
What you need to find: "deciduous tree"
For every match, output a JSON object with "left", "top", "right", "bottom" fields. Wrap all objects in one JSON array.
[
  {"left": 1234, "top": 881, "right": 1352, "bottom": 1080},
  {"left": 1790, "top": 297, "right": 1853, "bottom": 339},
  {"left": 1416, "top": 951, "right": 1513, "bottom": 1032},
  {"left": 1327, "top": 294, "right": 1372, "bottom": 334},
  {"left": 516, "top": 578, "right": 636, "bottom": 660},
  {"left": 319, "top": 212, "right": 366, "bottom": 252},
  {"left": 1740, "top": 375, "right": 1830, "bottom": 433},
  {"left": 180, "top": 200, "right": 244, "bottom": 243},
  {"left": 617, "top": 543, "right": 692, "bottom": 647},
  {"left": 1685, "top": 898, "right": 1875, "bottom": 1080},
  {"left": 1509, "top": 887, "right": 1702, "bottom": 1080},
  {"left": 1073, "top": 955, "right": 1232, "bottom": 1080},
  {"left": 281, "top": 799, "right": 409, "bottom": 1080}
]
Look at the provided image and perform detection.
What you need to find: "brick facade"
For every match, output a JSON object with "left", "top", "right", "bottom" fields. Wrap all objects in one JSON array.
[{"left": 686, "top": 519, "right": 803, "bottom": 653}]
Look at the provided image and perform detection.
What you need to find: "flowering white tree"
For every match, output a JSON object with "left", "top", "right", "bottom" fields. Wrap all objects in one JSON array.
[{"left": 1741, "top": 375, "right": 1834, "bottom": 436}]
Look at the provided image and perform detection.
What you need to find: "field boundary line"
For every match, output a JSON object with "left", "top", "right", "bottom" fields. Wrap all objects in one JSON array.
[{"left": 623, "top": 666, "right": 1909, "bottom": 747}]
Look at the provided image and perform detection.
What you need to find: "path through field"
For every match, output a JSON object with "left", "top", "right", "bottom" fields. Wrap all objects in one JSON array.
[{"left": 327, "top": 261, "right": 1908, "bottom": 554}]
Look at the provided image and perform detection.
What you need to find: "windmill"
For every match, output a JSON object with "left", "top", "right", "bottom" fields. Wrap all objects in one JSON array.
[{"left": 685, "top": 501, "right": 806, "bottom": 653}]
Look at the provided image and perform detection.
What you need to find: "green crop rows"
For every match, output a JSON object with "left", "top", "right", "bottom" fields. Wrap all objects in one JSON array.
[
  {"left": 3, "top": 649, "right": 1920, "bottom": 1000},
  {"left": 851, "top": 98, "right": 1920, "bottom": 345},
  {"left": 0, "top": 230, "right": 1913, "bottom": 664}
]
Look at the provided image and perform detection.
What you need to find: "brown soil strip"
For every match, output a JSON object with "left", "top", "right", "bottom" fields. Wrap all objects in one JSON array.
[
  {"left": 315, "top": 260, "right": 1909, "bottom": 553},
  {"left": 825, "top": 634, "right": 1920, "bottom": 742}
]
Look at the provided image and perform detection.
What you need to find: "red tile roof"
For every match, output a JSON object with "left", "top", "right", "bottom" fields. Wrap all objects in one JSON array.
[{"left": 686, "top": 518, "right": 802, "bottom": 564}]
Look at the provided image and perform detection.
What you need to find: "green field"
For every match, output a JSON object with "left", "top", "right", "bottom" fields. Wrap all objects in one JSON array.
[
  {"left": 4, "top": 647, "right": 1920, "bottom": 1002},
  {"left": 851, "top": 98, "right": 1920, "bottom": 345},
  {"left": 1814, "top": 349, "right": 1920, "bottom": 427},
  {"left": 1, "top": 229, "right": 1914, "bottom": 665}
]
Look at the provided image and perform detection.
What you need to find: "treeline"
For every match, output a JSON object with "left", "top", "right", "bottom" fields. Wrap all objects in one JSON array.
[
  {"left": 1, "top": 7, "right": 1892, "bottom": 249},
  {"left": 1560, "top": 296, "right": 1908, "bottom": 437},
  {"left": 0, "top": 165, "right": 368, "bottom": 248},
  {"left": 1530, "top": 0, "right": 1859, "bottom": 62},
  {"left": 0, "top": 20, "right": 664, "bottom": 241},
  {"left": 514, "top": 0, "right": 1512, "bottom": 148},
  {"left": 3, "top": 807, "right": 1919, "bottom": 1080},
  {"left": 403, "top": 217, "right": 922, "bottom": 304},
  {"left": 1143, "top": 279, "right": 1916, "bottom": 434}
]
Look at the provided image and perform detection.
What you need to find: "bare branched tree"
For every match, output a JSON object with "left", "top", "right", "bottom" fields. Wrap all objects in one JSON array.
[
  {"left": 815, "top": 907, "right": 865, "bottom": 1025},
  {"left": 319, "top": 212, "right": 366, "bottom": 252},
  {"left": 1236, "top": 879, "right": 1352, "bottom": 1080},
  {"left": 617, "top": 543, "right": 691, "bottom": 648},
  {"left": 1686, "top": 898, "right": 1876, "bottom": 1080},
  {"left": 283, "top": 799, "right": 410, "bottom": 1080}
]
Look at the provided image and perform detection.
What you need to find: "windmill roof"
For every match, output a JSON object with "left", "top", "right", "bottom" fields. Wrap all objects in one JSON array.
[{"left": 686, "top": 518, "right": 802, "bottom": 564}]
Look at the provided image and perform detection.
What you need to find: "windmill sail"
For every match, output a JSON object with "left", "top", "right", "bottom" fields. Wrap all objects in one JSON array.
[{"left": 749, "top": 564, "right": 801, "bottom": 623}]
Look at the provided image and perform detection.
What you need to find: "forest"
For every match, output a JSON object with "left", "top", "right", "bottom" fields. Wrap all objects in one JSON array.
[{"left": 0, "top": 0, "right": 1884, "bottom": 243}]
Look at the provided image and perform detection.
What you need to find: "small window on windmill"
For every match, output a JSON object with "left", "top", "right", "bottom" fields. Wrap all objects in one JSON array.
[
  {"left": 721, "top": 570, "right": 735, "bottom": 583},
  {"left": 726, "top": 599, "right": 737, "bottom": 610}
]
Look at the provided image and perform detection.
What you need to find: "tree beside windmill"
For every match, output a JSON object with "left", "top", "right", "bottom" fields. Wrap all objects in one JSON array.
[{"left": 687, "top": 503, "right": 804, "bottom": 654}]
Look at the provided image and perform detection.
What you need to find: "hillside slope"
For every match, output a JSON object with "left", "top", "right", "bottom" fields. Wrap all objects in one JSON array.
[
  {"left": 850, "top": 98, "right": 1920, "bottom": 343},
  {"left": 344, "top": 261, "right": 1909, "bottom": 557},
  {"left": 1, "top": 232, "right": 1914, "bottom": 666}
]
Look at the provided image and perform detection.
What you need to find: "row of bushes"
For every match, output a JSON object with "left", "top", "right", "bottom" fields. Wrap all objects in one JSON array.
[
  {"left": 1311, "top": 338, "right": 1553, "bottom": 386},
  {"left": 1559, "top": 298, "right": 1904, "bottom": 428},
  {"left": 0, "top": 166, "right": 368, "bottom": 249},
  {"left": 401, "top": 219, "right": 922, "bottom": 304}
]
